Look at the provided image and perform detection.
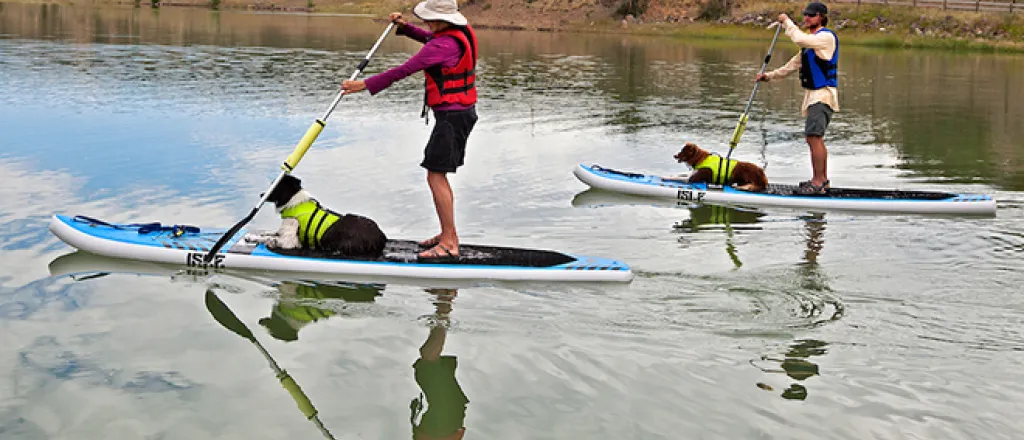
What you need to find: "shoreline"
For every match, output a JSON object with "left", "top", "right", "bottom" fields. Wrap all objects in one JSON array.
[{"left": 3, "top": 0, "right": 1023, "bottom": 53}]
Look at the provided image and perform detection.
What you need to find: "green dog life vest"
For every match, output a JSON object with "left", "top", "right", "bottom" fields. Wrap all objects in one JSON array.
[
  {"left": 280, "top": 200, "right": 340, "bottom": 250},
  {"left": 695, "top": 154, "right": 737, "bottom": 185}
]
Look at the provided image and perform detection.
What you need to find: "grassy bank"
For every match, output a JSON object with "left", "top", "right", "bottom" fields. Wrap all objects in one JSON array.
[
  {"left": 544, "top": 1, "right": 1024, "bottom": 53},
  {"left": 720, "top": 1, "right": 1024, "bottom": 52}
]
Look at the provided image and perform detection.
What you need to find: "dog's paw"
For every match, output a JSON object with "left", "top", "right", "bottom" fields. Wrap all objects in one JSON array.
[
  {"left": 245, "top": 231, "right": 280, "bottom": 244},
  {"left": 264, "top": 235, "right": 301, "bottom": 250}
]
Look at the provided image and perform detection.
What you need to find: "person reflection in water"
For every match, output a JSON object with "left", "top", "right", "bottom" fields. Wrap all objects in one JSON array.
[
  {"left": 258, "top": 281, "right": 383, "bottom": 342},
  {"left": 409, "top": 288, "right": 469, "bottom": 440},
  {"left": 754, "top": 340, "right": 829, "bottom": 401},
  {"left": 753, "top": 215, "right": 833, "bottom": 400}
]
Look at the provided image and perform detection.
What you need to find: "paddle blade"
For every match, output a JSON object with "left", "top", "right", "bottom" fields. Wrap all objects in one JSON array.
[
  {"left": 282, "top": 119, "right": 326, "bottom": 172},
  {"left": 205, "top": 289, "right": 256, "bottom": 342}
]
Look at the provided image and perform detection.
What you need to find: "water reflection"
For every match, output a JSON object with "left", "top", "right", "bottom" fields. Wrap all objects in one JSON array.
[
  {"left": 795, "top": 214, "right": 841, "bottom": 326},
  {"left": 672, "top": 203, "right": 766, "bottom": 232},
  {"left": 787, "top": 213, "right": 843, "bottom": 330},
  {"left": 749, "top": 215, "right": 835, "bottom": 400},
  {"left": 42, "top": 250, "right": 472, "bottom": 438},
  {"left": 673, "top": 204, "right": 766, "bottom": 269},
  {"left": 752, "top": 339, "right": 829, "bottom": 401},
  {"left": 208, "top": 283, "right": 470, "bottom": 440},
  {"left": 204, "top": 288, "right": 338, "bottom": 439},
  {"left": 258, "top": 280, "right": 383, "bottom": 342},
  {"left": 410, "top": 288, "right": 469, "bottom": 440}
]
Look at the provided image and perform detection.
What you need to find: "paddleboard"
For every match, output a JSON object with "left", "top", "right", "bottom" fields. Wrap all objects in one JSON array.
[
  {"left": 573, "top": 164, "right": 997, "bottom": 215},
  {"left": 48, "top": 214, "right": 633, "bottom": 283}
]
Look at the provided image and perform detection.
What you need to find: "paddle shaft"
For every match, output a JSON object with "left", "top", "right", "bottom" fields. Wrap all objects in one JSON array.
[
  {"left": 719, "top": 23, "right": 783, "bottom": 185},
  {"left": 741, "top": 23, "right": 784, "bottom": 122},
  {"left": 204, "top": 290, "right": 337, "bottom": 440},
  {"left": 203, "top": 22, "right": 396, "bottom": 262}
]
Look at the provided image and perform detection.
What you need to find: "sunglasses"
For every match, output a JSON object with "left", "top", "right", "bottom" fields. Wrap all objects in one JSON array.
[{"left": 803, "top": 12, "right": 819, "bottom": 17}]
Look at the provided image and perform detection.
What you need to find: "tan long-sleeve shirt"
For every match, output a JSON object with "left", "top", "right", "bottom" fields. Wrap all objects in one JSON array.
[{"left": 764, "top": 18, "right": 839, "bottom": 116}]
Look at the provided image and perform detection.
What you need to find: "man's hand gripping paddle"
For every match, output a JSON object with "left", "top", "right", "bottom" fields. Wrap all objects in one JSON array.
[{"left": 204, "top": 23, "right": 396, "bottom": 263}]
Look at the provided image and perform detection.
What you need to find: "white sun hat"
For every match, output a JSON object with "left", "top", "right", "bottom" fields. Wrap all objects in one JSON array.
[{"left": 413, "top": 0, "right": 468, "bottom": 26}]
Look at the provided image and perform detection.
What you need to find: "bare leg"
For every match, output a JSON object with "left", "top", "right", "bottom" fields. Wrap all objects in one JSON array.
[
  {"left": 806, "top": 135, "right": 829, "bottom": 186},
  {"left": 420, "top": 171, "right": 459, "bottom": 257},
  {"left": 419, "top": 289, "right": 455, "bottom": 361},
  {"left": 419, "top": 325, "right": 446, "bottom": 361}
]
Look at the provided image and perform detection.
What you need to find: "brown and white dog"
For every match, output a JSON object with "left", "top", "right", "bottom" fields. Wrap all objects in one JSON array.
[{"left": 673, "top": 142, "right": 769, "bottom": 192}]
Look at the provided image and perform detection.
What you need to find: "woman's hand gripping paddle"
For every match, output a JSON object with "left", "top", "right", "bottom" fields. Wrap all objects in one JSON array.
[
  {"left": 722, "top": 21, "right": 784, "bottom": 181},
  {"left": 204, "top": 289, "right": 338, "bottom": 440},
  {"left": 203, "top": 22, "right": 396, "bottom": 263}
]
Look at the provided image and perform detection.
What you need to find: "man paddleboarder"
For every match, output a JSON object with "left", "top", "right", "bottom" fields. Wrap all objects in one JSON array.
[{"left": 756, "top": 2, "right": 839, "bottom": 195}]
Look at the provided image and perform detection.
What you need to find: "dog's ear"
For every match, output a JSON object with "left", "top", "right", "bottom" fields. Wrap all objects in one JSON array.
[
  {"left": 266, "top": 174, "right": 303, "bottom": 207},
  {"left": 280, "top": 173, "right": 302, "bottom": 190}
]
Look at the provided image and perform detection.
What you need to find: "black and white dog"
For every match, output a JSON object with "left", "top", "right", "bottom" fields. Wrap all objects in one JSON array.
[{"left": 255, "top": 174, "right": 387, "bottom": 259}]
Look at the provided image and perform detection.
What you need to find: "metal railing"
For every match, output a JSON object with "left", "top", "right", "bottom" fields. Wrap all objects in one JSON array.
[{"left": 834, "top": 0, "right": 1020, "bottom": 13}]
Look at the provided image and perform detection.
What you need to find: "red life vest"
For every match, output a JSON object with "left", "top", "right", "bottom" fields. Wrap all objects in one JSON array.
[{"left": 423, "top": 25, "right": 478, "bottom": 108}]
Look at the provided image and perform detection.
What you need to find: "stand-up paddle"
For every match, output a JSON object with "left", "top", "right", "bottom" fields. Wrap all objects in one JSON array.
[
  {"left": 203, "top": 22, "right": 396, "bottom": 263},
  {"left": 204, "top": 289, "right": 337, "bottom": 440},
  {"left": 720, "top": 22, "right": 783, "bottom": 185}
]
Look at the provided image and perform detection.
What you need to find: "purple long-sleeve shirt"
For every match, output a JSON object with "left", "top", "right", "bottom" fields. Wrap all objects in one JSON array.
[{"left": 364, "top": 24, "right": 472, "bottom": 112}]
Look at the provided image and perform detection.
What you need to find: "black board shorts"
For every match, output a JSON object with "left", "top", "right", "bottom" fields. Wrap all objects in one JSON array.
[
  {"left": 422, "top": 107, "right": 478, "bottom": 174},
  {"left": 804, "top": 102, "right": 834, "bottom": 137}
]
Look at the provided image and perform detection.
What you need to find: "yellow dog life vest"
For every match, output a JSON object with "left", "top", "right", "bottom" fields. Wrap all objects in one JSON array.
[
  {"left": 279, "top": 200, "right": 340, "bottom": 250},
  {"left": 695, "top": 154, "right": 737, "bottom": 185}
]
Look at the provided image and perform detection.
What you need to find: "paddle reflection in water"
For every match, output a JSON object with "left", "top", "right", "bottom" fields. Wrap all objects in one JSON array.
[
  {"left": 219, "top": 281, "right": 470, "bottom": 440},
  {"left": 204, "top": 289, "right": 338, "bottom": 439},
  {"left": 673, "top": 203, "right": 766, "bottom": 269}
]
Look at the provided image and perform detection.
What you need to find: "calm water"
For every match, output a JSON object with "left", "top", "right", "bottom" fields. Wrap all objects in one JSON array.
[{"left": 2, "top": 3, "right": 1024, "bottom": 439}]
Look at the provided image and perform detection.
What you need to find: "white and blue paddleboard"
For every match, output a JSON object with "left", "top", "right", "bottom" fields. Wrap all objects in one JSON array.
[
  {"left": 48, "top": 214, "right": 633, "bottom": 283},
  {"left": 573, "top": 164, "right": 997, "bottom": 215}
]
